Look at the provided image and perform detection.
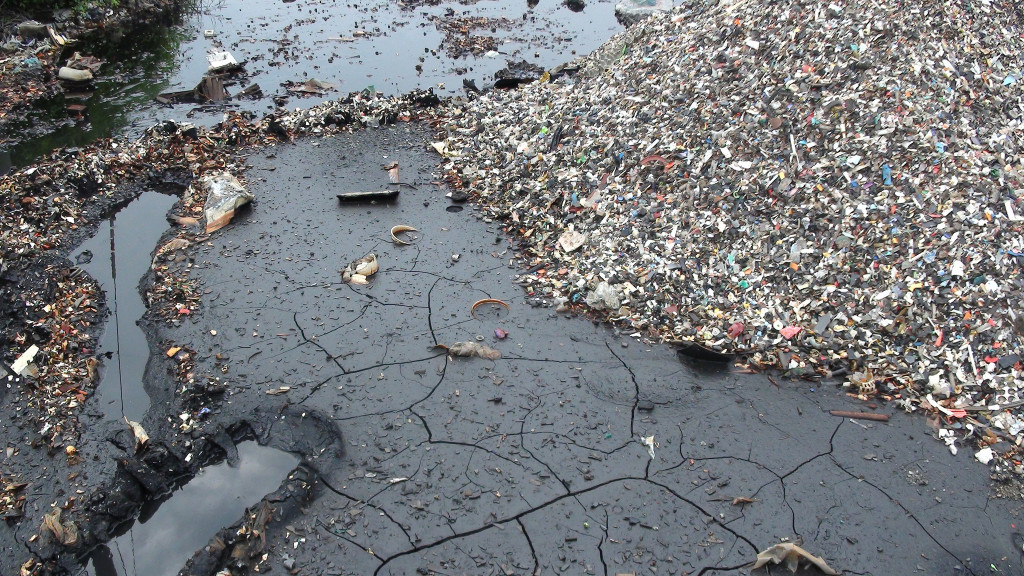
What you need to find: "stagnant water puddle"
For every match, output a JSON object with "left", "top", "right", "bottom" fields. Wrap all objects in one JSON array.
[
  {"left": 78, "top": 442, "right": 299, "bottom": 576},
  {"left": 71, "top": 191, "right": 177, "bottom": 422}
]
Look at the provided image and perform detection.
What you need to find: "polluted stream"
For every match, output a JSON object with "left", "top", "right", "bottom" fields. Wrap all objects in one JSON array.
[
  {"left": 3, "top": 0, "right": 636, "bottom": 573},
  {"left": 0, "top": 115, "right": 1019, "bottom": 576},
  {"left": 2, "top": 0, "right": 623, "bottom": 172},
  {"left": 0, "top": 19, "right": 189, "bottom": 173},
  {"left": 3, "top": 1, "right": 1023, "bottom": 575},
  {"left": 67, "top": 191, "right": 305, "bottom": 576},
  {"left": 56, "top": 183, "right": 312, "bottom": 576}
]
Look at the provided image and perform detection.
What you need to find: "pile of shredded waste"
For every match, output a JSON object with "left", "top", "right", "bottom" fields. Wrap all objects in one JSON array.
[{"left": 436, "top": 0, "right": 1024, "bottom": 474}]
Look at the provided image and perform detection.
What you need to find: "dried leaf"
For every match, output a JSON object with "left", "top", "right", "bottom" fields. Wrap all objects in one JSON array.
[
  {"left": 383, "top": 162, "right": 399, "bottom": 183},
  {"left": 752, "top": 543, "right": 838, "bottom": 575},
  {"left": 86, "top": 357, "right": 98, "bottom": 382},
  {"left": 170, "top": 214, "right": 199, "bottom": 226},
  {"left": 41, "top": 509, "right": 63, "bottom": 542},
  {"left": 447, "top": 342, "right": 501, "bottom": 360},
  {"left": 731, "top": 496, "right": 756, "bottom": 506},
  {"left": 62, "top": 521, "right": 78, "bottom": 545},
  {"left": 41, "top": 508, "right": 78, "bottom": 545},
  {"left": 159, "top": 237, "right": 190, "bottom": 254},
  {"left": 124, "top": 417, "right": 149, "bottom": 454}
]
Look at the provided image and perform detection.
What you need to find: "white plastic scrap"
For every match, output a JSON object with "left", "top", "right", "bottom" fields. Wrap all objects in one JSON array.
[
  {"left": 938, "top": 429, "right": 958, "bottom": 455},
  {"left": 975, "top": 447, "right": 994, "bottom": 465},
  {"left": 207, "top": 49, "right": 238, "bottom": 72},
  {"left": 202, "top": 172, "right": 253, "bottom": 233},
  {"left": 991, "top": 412, "right": 1024, "bottom": 436},
  {"left": 641, "top": 435, "right": 656, "bottom": 460},
  {"left": 558, "top": 228, "right": 587, "bottom": 253},
  {"left": 11, "top": 344, "right": 39, "bottom": 376},
  {"left": 926, "top": 394, "right": 955, "bottom": 416},
  {"left": 585, "top": 281, "right": 621, "bottom": 310}
]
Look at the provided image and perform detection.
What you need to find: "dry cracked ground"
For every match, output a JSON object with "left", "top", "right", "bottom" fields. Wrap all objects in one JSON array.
[
  {"left": 158, "top": 124, "right": 1024, "bottom": 575},
  {"left": 6, "top": 123, "right": 1024, "bottom": 576}
]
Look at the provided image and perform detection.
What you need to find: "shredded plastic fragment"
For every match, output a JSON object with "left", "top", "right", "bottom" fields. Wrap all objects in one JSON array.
[{"left": 752, "top": 542, "right": 839, "bottom": 575}]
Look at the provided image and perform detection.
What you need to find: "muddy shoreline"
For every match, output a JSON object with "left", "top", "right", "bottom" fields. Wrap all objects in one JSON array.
[{"left": 1, "top": 107, "right": 1022, "bottom": 575}]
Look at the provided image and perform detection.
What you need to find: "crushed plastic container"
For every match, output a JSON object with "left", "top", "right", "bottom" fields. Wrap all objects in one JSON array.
[
  {"left": 202, "top": 173, "right": 253, "bottom": 233},
  {"left": 614, "top": 0, "right": 672, "bottom": 25},
  {"left": 207, "top": 50, "right": 238, "bottom": 73}
]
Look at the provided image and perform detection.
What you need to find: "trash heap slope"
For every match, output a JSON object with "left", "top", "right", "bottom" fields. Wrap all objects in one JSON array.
[{"left": 438, "top": 0, "right": 1024, "bottom": 447}]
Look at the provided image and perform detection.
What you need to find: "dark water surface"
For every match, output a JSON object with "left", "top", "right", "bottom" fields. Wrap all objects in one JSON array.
[
  {"left": 71, "top": 191, "right": 177, "bottom": 422},
  {"left": 3, "top": 0, "right": 625, "bottom": 171},
  {"left": 80, "top": 442, "right": 299, "bottom": 576}
]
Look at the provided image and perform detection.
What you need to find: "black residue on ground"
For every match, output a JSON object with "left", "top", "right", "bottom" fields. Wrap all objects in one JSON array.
[{"left": 1, "top": 125, "right": 1020, "bottom": 576}]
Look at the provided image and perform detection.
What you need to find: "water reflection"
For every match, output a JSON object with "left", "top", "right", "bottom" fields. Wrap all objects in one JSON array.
[
  {"left": 2, "top": 11, "right": 190, "bottom": 171},
  {"left": 2, "top": 0, "right": 625, "bottom": 172},
  {"left": 72, "top": 191, "right": 177, "bottom": 422},
  {"left": 83, "top": 442, "right": 299, "bottom": 576}
]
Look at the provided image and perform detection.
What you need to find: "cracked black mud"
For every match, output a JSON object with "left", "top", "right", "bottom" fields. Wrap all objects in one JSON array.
[
  {"left": 1, "top": 124, "right": 1020, "bottom": 576},
  {"left": 150, "top": 125, "right": 1021, "bottom": 576}
]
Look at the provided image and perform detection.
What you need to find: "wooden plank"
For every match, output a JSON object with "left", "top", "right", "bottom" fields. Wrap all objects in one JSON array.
[{"left": 336, "top": 189, "right": 399, "bottom": 202}]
